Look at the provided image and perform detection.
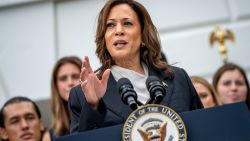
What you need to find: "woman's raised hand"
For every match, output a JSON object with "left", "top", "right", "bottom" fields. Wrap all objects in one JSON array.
[{"left": 80, "top": 56, "right": 110, "bottom": 110}]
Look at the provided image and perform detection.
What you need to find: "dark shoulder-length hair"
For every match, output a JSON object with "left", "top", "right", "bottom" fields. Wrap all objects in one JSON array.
[
  {"left": 212, "top": 63, "right": 250, "bottom": 108},
  {"left": 95, "top": 0, "right": 174, "bottom": 79}
]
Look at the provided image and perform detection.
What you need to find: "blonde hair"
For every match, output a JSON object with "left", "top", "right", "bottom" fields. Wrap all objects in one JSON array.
[
  {"left": 51, "top": 56, "right": 81, "bottom": 136},
  {"left": 191, "top": 76, "right": 220, "bottom": 106}
]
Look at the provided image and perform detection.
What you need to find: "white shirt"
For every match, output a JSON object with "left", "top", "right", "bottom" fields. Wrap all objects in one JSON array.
[{"left": 111, "top": 63, "right": 150, "bottom": 104}]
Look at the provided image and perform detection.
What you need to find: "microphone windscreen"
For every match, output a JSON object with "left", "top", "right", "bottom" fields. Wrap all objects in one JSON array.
[
  {"left": 117, "top": 77, "right": 133, "bottom": 90},
  {"left": 146, "top": 76, "right": 160, "bottom": 87}
]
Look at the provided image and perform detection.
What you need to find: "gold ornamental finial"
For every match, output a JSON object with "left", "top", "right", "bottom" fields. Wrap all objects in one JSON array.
[{"left": 209, "top": 26, "right": 235, "bottom": 64}]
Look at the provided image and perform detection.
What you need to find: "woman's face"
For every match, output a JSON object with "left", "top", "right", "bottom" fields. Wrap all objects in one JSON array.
[
  {"left": 216, "top": 69, "right": 248, "bottom": 104},
  {"left": 193, "top": 83, "right": 216, "bottom": 108},
  {"left": 57, "top": 63, "right": 80, "bottom": 101},
  {"left": 105, "top": 4, "right": 142, "bottom": 66}
]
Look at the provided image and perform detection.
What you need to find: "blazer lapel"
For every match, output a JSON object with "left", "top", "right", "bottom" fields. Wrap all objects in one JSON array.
[{"left": 102, "top": 74, "right": 133, "bottom": 120}]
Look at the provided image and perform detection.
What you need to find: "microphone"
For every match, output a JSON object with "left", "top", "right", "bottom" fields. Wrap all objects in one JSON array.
[
  {"left": 146, "top": 76, "right": 166, "bottom": 104},
  {"left": 117, "top": 78, "right": 138, "bottom": 110}
]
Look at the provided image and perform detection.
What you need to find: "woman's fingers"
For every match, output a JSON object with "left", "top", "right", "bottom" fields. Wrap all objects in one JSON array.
[
  {"left": 80, "top": 56, "right": 94, "bottom": 83},
  {"left": 84, "top": 56, "right": 93, "bottom": 73},
  {"left": 81, "top": 68, "right": 89, "bottom": 79},
  {"left": 99, "top": 69, "right": 110, "bottom": 97},
  {"left": 80, "top": 79, "right": 88, "bottom": 88},
  {"left": 101, "top": 69, "right": 110, "bottom": 85},
  {"left": 79, "top": 56, "right": 110, "bottom": 108}
]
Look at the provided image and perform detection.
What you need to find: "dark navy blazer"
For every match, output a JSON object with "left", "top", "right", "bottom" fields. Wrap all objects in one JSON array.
[{"left": 68, "top": 66, "right": 203, "bottom": 133}]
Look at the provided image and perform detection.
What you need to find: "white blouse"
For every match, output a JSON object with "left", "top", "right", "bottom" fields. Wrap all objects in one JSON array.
[{"left": 111, "top": 63, "right": 150, "bottom": 104}]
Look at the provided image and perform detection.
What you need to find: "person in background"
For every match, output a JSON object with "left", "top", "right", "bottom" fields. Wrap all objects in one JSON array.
[
  {"left": 0, "top": 127, "right": 6, "bottom": 141},
  {"left": 191, "top": 76, "right": 219, "bottom": 108},
  {"left": 69, "top": 0, "right": 203, "bottom": 133},
  {"left": 0, "top": 96, "right": 50, "bottom": 141},
  {"left": 50, "top": 56, "right": 82, "bottom": 137},
  {"left": 212, "top": 62, "right": 250, "bottom": 109}
]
